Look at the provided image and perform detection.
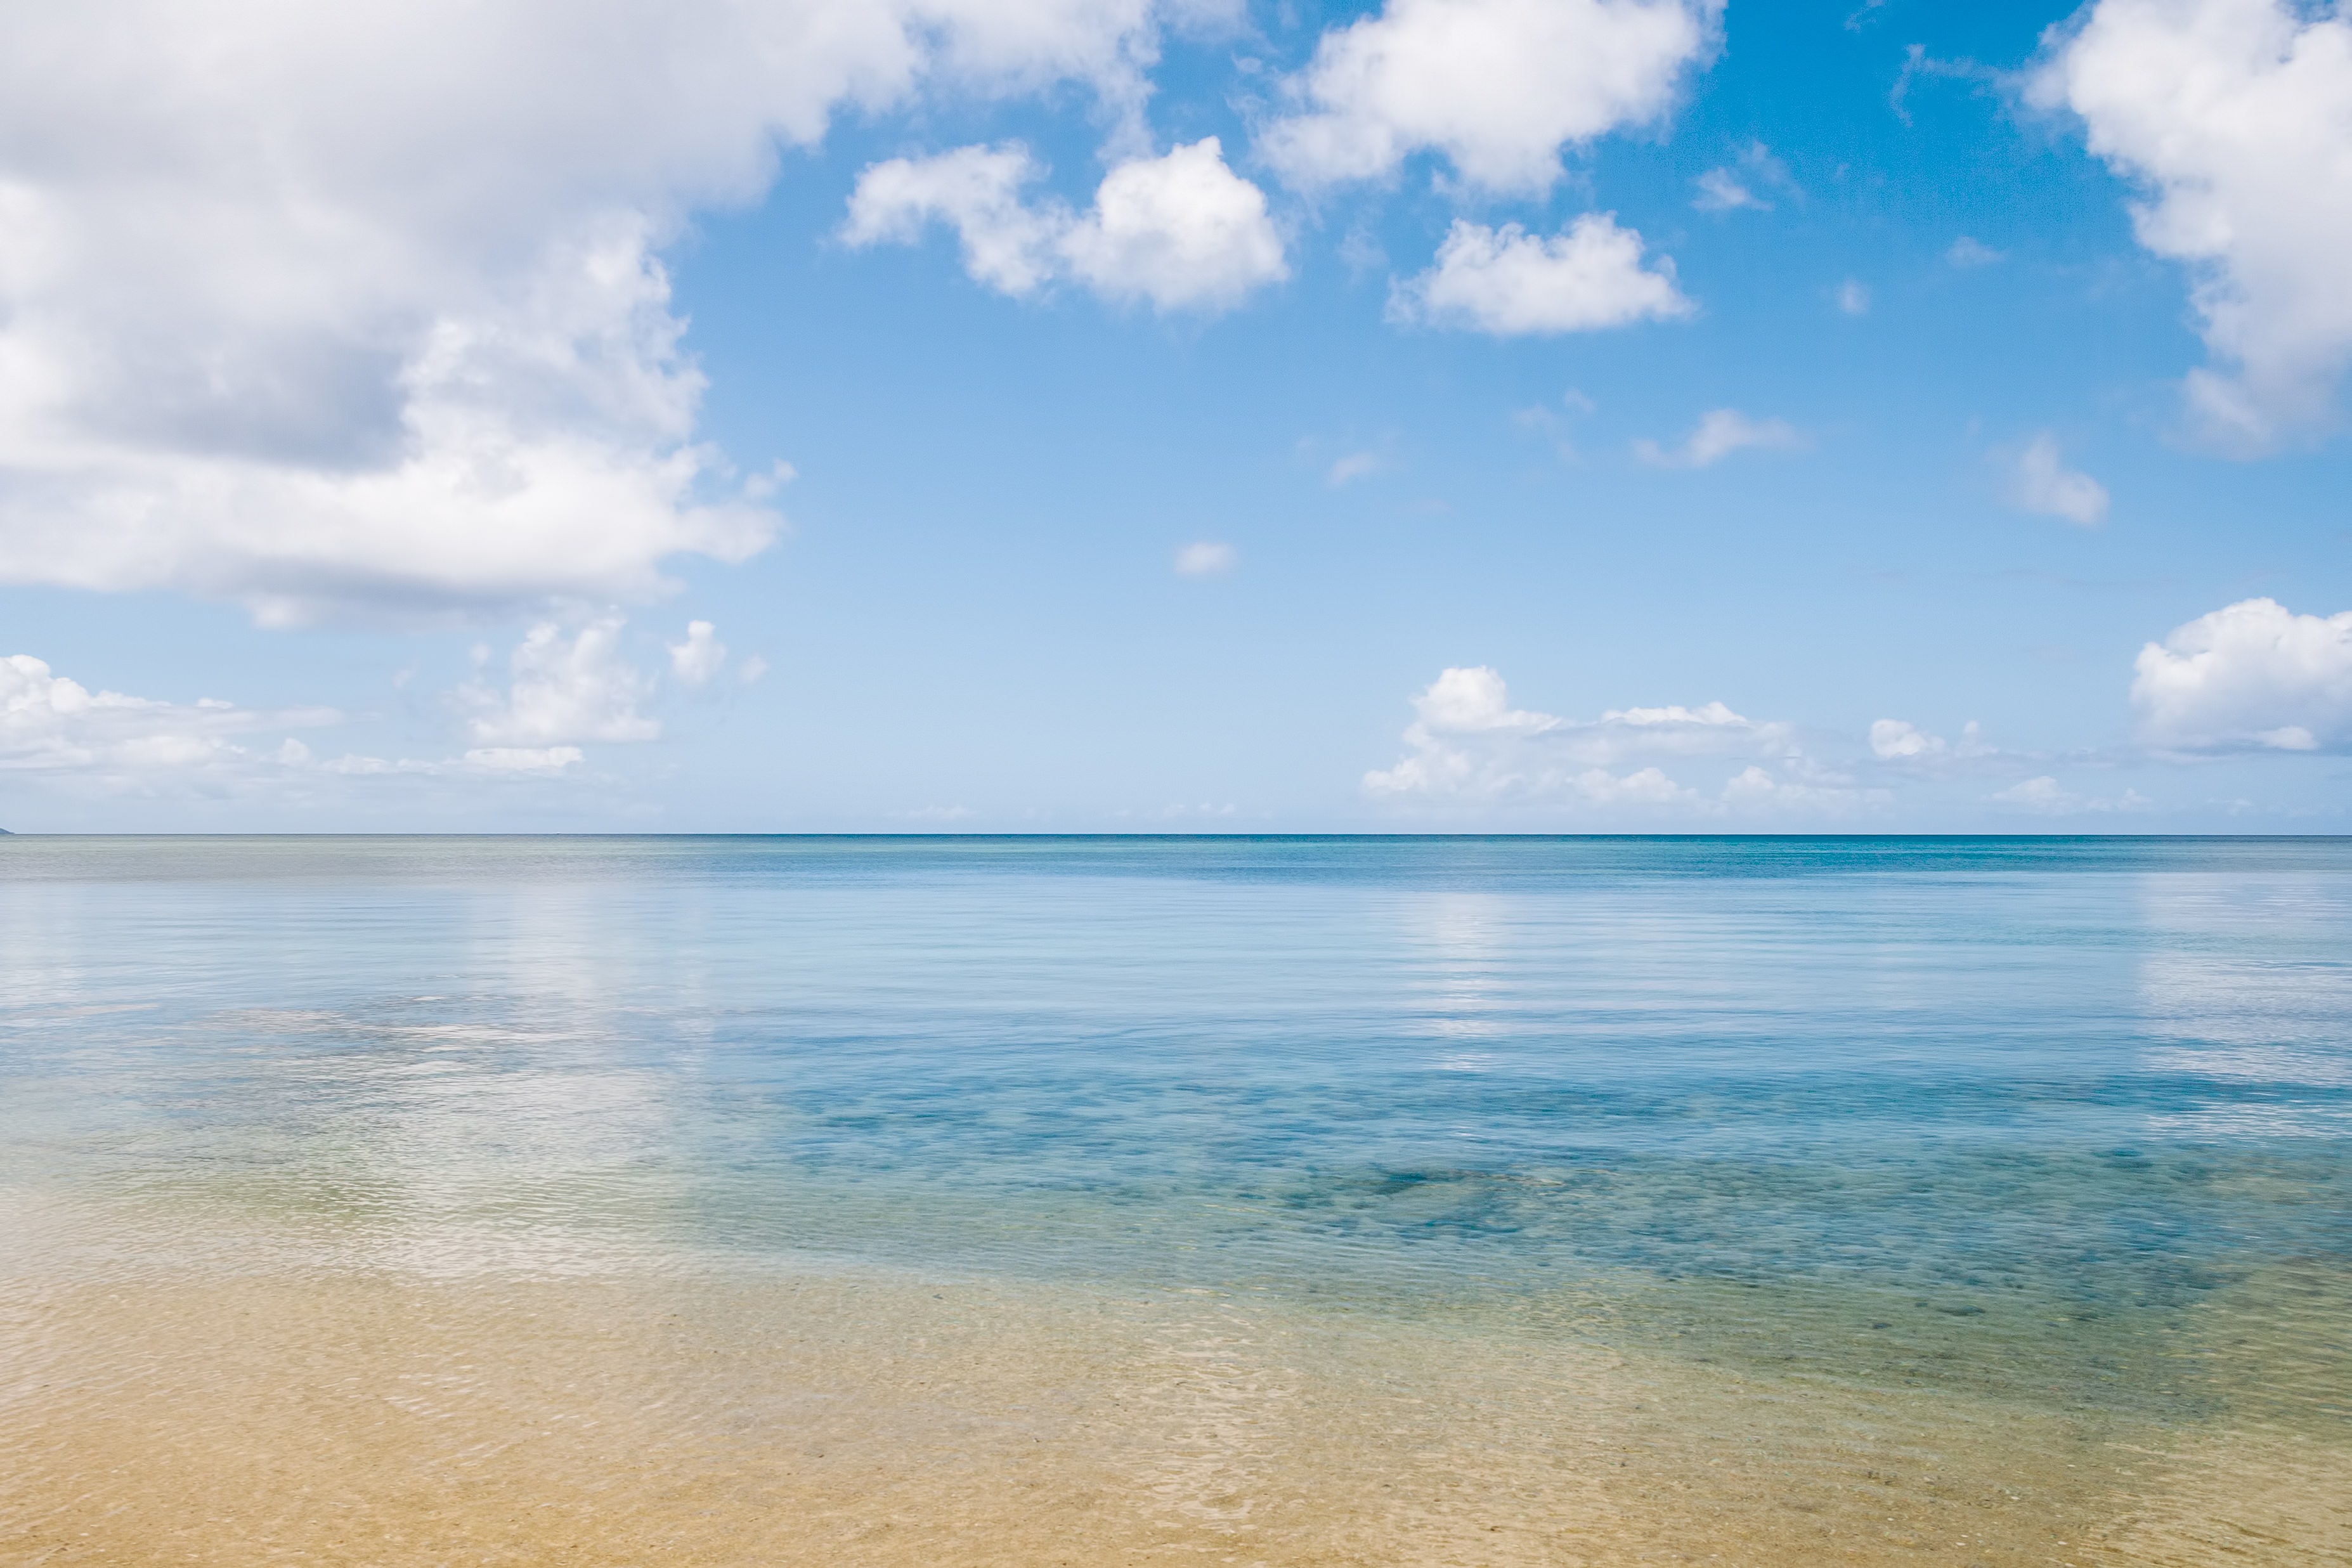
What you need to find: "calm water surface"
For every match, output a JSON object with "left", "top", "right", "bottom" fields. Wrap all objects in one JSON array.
[{"left": 3, "top": 835, "right": 2348, "bottom": 1564}]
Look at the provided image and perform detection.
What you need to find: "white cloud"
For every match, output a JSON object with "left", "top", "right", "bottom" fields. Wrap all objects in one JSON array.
[
  {"left": 462, "top": 617, "right": 659, "bottom": 746},
  {"left": 1261, "top": 0, "right": 1722, "bottom": 194},
  {"left": 1692, "top": 141, "right": 1793, "bottom": 212},
  {"left": 461, "top": 746, "right": 585, "bottom": 774},
  {"left": 843, "top": 138, "right": 1286, "bottom": 312},
  {"left": 737, "top": 654, "right": 771, "bottom": 685},
  {"left": 0, "top": 0, "right": 1208, "bottom": 621},
  {"left": 1868, "top": 718, "right": 1992, "bottom": 770},
  {"left": 1946, "top": 235, "right": 2004, "bottom": 268},
  {"left": 1693, "top": 168, "right": 1764, "bottom": 211},
  {"left": 1327, "top": 451, "right": 1383, "bottom": 485},
  {"left": 1389, "top": 215, "right": 1693, "bottom": 335},
  {"left": 1870, "top": 718, "right": 1940, "bottom": 760},
  {"left": 1, "top": 652, "right": 339, "bottom": 779},
  {"left": 1062, "top": 140, "right": 1287, "bottom": 308},
  {"left": 2034, "top": 0, "right": 2352, "bottom": 448},
  {"left": 843, "top": 145, "right": 1063, "bottom": 293},
  {"left": 0, "top": 642, "right": 647, "bottom": 804},
  {"left": 1174, "top": 540, "right": 1237, "bottom": 576},
  {"left": 1990, "top": 775, "right": 2152, "bottom": 815},
  {"left": 1634, "top": 408, "right": 1803, "bottom": 468},
  {"left": 667, "top": 620, "right": 727, "bottom": 686},
  {"left": 1871, "top": 717, "right": 1961, "bottom": 760},
  {"left": 2005, "top": 432, "right": 2110, "bottom": 526},
  {"left": 1511, "top": 389, "right": 1597, "bottom": 458},
  {"left": 1363, "top": 665, "right": 1802, "bottom": 805},
  {"left": 313, "top": 744, "right": 585, "bottom": 778},
  {"left": 1718, "top": 762, "right": 1884, "bottom": 815},
  {"left": 1836, "top": 278, "right": 1872, "bottom": 316},
  {"left": 2131, "top": 597, "right": 2352, "bottom": 753}
]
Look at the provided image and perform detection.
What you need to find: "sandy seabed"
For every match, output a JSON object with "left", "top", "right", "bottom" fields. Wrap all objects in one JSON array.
[{"left": 2, "top": 1205, "right": 2346, "bottom": 1568}]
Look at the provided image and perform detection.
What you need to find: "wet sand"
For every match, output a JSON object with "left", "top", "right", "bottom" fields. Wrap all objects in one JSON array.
[{"left": 6, "top": 1206, "right": 2344, "bottom": 1567}]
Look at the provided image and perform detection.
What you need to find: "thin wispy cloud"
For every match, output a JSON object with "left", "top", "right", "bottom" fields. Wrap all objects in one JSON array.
[
  {"left": 1635, "top": 410, "right": 1804, "bottom": 468},
  {"left": 1174, "top": 541, "right": 1237, "bottom": 577},
  {"left": 1947, "top": 235, "right": 2004, "bottom": 268},
  {"left": 1693, "top": 141, "right": 1796, "bottom": 212}
]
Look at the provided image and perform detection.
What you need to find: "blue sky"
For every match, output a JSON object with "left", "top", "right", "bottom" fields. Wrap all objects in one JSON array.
[{"left": 2, "top": 0, "right": 2348, "bottom": 830}]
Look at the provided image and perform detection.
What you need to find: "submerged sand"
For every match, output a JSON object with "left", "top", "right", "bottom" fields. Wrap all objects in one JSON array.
[{"left": 1, "top": 1202, "right": 2344, "bottom": 1567}]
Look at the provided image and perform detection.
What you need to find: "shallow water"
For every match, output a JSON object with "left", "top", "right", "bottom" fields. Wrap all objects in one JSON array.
[{"left": 1, "top": 836, "right": 2347, "bottom": 1564}]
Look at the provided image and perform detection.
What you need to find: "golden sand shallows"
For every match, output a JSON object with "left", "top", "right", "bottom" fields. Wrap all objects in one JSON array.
[{"left": 1, "top": 1221, "right": 2344, "bottom": 1566}]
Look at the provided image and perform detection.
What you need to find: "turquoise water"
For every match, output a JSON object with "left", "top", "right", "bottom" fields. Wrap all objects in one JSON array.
[{"left": 4, "top": 835, "right": 2349, "bottom": 1435}]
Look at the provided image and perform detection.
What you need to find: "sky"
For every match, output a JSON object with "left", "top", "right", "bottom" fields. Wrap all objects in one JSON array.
[{"left": 2, "top": 0, "right": 2349, "bottom": 832}]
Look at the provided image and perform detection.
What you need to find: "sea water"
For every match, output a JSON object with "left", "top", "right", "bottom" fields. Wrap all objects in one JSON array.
[{"left": 1, "top": 836, "right": 2346, "bottom": 1564}]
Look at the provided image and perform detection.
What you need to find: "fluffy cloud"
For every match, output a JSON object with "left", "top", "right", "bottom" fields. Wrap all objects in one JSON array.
[
  {"left": 1388, "top": 216, "right": 1693, "bottom": 335},
  {"left": 0, "top": 627, "right": 715, "bottom": 802},
  {"left": 1363, "top": 665, "right": 1805, "bottom": 806},
  {"left": 0, "top": 0, "right": 1212, "bottom": 621},
  {"left": 2034, "top": 0, "right": 2352, "bottom": 448},
  {"left": 462, "top": 617, "right": 660, "bottom": 746},
  {"left": 843, "top": 138, "right": 1286, "bottom": 312},
  {"left": 1, "top": 653, "right": 338, "bottom": 780},
  {"left": 667, "top": 621, "right": 727, "bottom": 686},
  {"left": 2004, "top": 433, "right": 2109, "bottom": 526},
  {"left": 2131, "top": 597, "right": 2352, "bottom": 752},
  {"left": 1634, "top": 408, "right": 1802, "bottom": 467},
  {"left": 1262, "top": 0, "right": 1721, "bottom": 193}
]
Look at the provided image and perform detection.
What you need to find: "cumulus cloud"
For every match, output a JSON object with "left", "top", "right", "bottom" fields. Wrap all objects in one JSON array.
[
  {"left": 843, "top": 138, "right": 1286, "bottom": 311},
  {"left": 1836, "top": 278, "right": 1872, "bottom": 316},
  {"left": 1388, "top": 215, "right": 1693, "bottom": 335},
  {"left": 1173, "top": 540, "right": 1237, "bottom": 576},
  {"left": 2132, "top": 597, "right": 2352, "bottom": 753},
  {"left": 0, "top": 641, "right": 665, "bottom": 805},
  {"left": 0, "top": 0, "right": 1211, "bottom": 622},
  {"left": 667, "top": 621, "right": 727, "bottom": 686},
  {"left": 462, "top": 618, "right": 659, "bottom": 746},
  {"left": 1634, "top": 408, "right": 1802, "bottom": 468},
  {"left": 2004, "top": 433, "right": 2110, "bottom": 526},
  {"left": 2034, "top": 0, "right": 2352, "bottom": 448},
  {"left": 1261, "top": 0, "right": 1721, "bottom": 194},
  {"left": 1, "top": 653, "right": 339, "bottom": 780},
  {"left": 1363, "top": 665, "right": 1805, "bottom": 807}
]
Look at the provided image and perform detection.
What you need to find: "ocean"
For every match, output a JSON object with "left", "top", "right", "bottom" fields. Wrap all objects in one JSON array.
[{"left": 2, "top": 836, "right": 2346, "bottom": 1564}]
